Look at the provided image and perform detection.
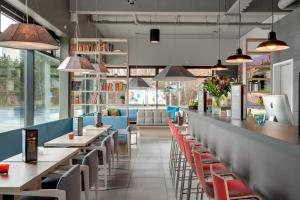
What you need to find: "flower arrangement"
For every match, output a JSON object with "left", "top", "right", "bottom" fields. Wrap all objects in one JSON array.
[{"left": 203, "top": 75, "right": 234, "bottom": 98}]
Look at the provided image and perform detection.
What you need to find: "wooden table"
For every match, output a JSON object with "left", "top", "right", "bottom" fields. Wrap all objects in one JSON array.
[
  {"left": 44, "top": 129, "right": 107, "bottom": 147},
  {"left": 0, "top": 148, "right": 79, "bottom": 194},
  {"left": 83, "top": 124, "right": 112, "bottom": 132},
  {"left": 4, "top": 148, "right": 79, "bottom": 163}
]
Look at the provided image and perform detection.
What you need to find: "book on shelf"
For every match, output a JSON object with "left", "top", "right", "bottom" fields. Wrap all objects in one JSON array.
[
  {"left": 100, "top": 82, "right": 127, "bottom": 91},
  {"left": 71, "top": 42, "right": 101, "bottom": 52},
  {"left": 88, "top": 92, "right": 98, "bottom": 104},
  {"left": 100, "top": 43, "right": 114, "bottom": 52},
  {"left": 73, "top": 95, "right": 81, "bottom": 104},
  {"left": 72, "top": 81, "right": 82, "bottom": 91}
]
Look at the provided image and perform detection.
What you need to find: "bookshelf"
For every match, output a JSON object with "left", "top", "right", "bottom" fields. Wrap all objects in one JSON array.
[
  {"left": 70, "top": 38, "right": 129, "bottom": 117},
  {"left": 246, "top": 38, "right": 271, "bottom": 113}
]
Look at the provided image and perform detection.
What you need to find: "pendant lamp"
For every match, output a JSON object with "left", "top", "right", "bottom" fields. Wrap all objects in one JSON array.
[
  {"left": 57, "top": 55, "right": 95, "bottom": 72},
  {"left": 129, "top": 77, "right": 151, "bottom": 88},
  {"left": 91, "top": 63, "right": 109, "bottom": 74},
  {"left": 256, "top": 0, "right": 289, "bottom": 52},
  {"left": 212, "top": 0, "right": 228, "bottom": 71},
  {"left": 153, "top": 66, "right": 196, "bottom": 82},
  {"left": 226, "top": 0, "right": 253, "bottom": 64},
  {"left": 150, "top": 29, "right": 160, "bottom": 43},
  {"left": 0, "top": 0, "right": 59, "bottom": 50}
]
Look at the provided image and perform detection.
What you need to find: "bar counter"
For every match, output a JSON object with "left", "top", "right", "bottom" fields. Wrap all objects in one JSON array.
[{"left": 187, "top": 109, "right": 300, "bottom": 200}]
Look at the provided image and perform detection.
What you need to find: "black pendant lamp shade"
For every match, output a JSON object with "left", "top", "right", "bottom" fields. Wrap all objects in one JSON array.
[
  {"left": 256, "top": 0, "right": 289, "bottom": 52},
  {"left": 153, "top": 66, "right": 196, "bottom": 82},
  {"left": 226, "top": 48, "right": 253, "bottom": 64},
  {"left": 212, "top": 59, "right": 228, "bottom": 71},
  {"left": 0, "top": 24, "right": 59, "bottom": 50},
  {"left": 129, "top": 77, "right": 151, "bottom": 88},
  {"left": 150, "top": 29, "right": 160, "bottom": 43},
  {"left": 256, "top": 31, "right": 289, "bottom": 52}
]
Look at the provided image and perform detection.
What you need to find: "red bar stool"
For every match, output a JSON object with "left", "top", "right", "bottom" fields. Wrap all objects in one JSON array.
[
  {"left": 182, "top": 137, "right": 219, "bottom": 200},
  {"left": 193, "top": 151, "right": 232, "bottom": 200},
  {"left": 211, "top": 165, "right": 262, "bottom": 200}
]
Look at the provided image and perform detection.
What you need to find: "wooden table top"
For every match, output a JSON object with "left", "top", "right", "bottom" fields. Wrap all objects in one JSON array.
[
  {"left": 0, "top": 162, "right": 56, "bottom": 193},
  {"left": 83, "top": 124, "right": 112, "bottom": 132},
  {"left": 4, "top": 148, "right": 79, "bottom": 162},
  {"left": 44, "top": 129, "right": 107, "bottom": 147},
  {"left": 0, "top": 148, "right": 79, "bottom": 193}
]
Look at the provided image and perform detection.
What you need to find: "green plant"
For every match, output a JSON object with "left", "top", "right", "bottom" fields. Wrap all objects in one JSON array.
[
  {"left": 203, "top": 75, "right": 234, "bottom": 98},
  {"left": 120, "top": 95, "right": 125, "bottom": 100}
]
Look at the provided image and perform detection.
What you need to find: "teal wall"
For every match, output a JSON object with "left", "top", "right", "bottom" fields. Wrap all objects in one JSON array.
[{"left": 0, "top": 118, "right": 73, "bottom": 161}]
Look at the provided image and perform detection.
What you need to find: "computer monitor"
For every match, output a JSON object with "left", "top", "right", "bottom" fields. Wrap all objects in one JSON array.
[{"left": 262, "top": 95, "right": 294, "bottom": 125}]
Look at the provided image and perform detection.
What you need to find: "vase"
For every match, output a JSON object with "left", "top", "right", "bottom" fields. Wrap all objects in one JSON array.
[{"left": 211, "top": 96, "right": 222, "bottom": 115}]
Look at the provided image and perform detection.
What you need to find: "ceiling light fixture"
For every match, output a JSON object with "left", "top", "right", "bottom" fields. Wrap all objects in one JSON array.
[
  {"left": 57, "top": 55, "right": 95, "bottom": 72},
  {"left": 256, "top": 0, "right": 289, "bottom": 52},
  {"left": 58, "top": 0, "right": 93, "bottom": 72},
  {"left": 212, "top": 0, "right": 228, "bottom": 71},
  {"left": 0, "top": 0, "right": 59, "bottom": 50},
  {"left": 150, "top": 29, "right": 160, "bottom": 43},
  {"left": 153, "top": 66, "right": 196, "bottom": 82},
  {"left": 226, "top": 0, "right": 253, "bottom": 64},
  {"left": 129, "top": 77, "right": 151, "bottom": 88}
]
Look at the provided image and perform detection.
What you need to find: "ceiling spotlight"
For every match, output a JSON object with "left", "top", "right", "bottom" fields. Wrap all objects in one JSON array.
[{"left": 128, "top": 0, "right": 136, "bottom": 5}]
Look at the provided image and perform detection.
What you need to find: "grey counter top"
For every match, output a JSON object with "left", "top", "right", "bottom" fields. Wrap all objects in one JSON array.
[{"left": 187, "top": 109, "right": 300, "bottom": 146}]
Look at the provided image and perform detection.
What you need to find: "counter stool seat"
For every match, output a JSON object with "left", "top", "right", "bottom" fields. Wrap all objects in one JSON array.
[
  {"left": 202, "top": 163, "right": 230, "bottom": 175},
  {"left": 206, "top": 179, "right": 256, "bottom": 198}
]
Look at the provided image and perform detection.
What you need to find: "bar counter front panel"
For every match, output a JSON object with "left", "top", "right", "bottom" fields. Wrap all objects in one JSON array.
[{"left": 187, "top": 110, "right": 300, "bottom": 200}]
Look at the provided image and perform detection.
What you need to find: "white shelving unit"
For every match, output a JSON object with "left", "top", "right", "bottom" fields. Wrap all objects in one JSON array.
[{"left": 70, "top": 38, "right": 129, "bottom": 117}]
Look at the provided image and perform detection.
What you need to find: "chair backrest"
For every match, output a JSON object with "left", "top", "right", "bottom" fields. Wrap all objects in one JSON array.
[
  {"left": 82, "top": 149, "right": 99, "bottom": 187},
  {"left": 183, "top": 138, "right": 193, "bottom": 167},
  {"left": 110, "top": 130, "right": 119, "bottom": 152},
  {"left": 101, "top": 135, "right": 112, "bottom": 161},
  {"left": 211, "top": 165, "right": 230, "bottom": 200},
  {"left": 193, "top": 151, "right": 208, "bottom": 194},
  {"left": 56, "top": 164, "right": 81, "bottom": 200}
]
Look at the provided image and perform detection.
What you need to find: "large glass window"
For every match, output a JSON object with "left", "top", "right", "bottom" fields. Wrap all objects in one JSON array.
[
  {"left": 0, "top": 13, "right": 25, "bottom": 132},
  {"left": 34, "top": 51, "right": 60, "bottom": 124},
  {"left": 0, "top": 49, "right": 25, "bottom": 132}
]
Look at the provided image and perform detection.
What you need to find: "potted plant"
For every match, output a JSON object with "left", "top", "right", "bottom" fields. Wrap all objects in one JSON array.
[
  {"left": 120, "top": 95, "right": 125, "bottom": 104},
  {"left": 203, "top": 75, "right": 234, "bottom": 115}
]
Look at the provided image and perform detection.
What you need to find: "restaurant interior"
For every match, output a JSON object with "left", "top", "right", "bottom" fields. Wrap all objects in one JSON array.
[{"left": 0, "top": 0, "right": 300, "bottom": 200}]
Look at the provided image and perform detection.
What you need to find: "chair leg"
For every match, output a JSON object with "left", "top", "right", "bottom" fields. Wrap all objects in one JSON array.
[
  {"left": 175, "top": 152, "right": 182, "bottom": 198},
  {"left": 196, "top": 183, "right": 200, "bottom": 200},
  {"left": 186, "top": 169, "right": 193, "bottom": 200},
  {"left": 179, "top": 159, "right": 187, "bottom": 200},
  {"left": 95, "top": 177, "right": 99, "bottom": 200}
]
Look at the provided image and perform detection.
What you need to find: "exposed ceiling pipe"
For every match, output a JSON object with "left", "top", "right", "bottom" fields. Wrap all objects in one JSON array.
[
  {"left": 132, "top": 14, "right": 139, "bottom": 24},
  {"left": 278, "top": 0, "right": 300, "bottom": 10},
  {"left": 91, "top": 18, "right": 271, "bottom": 28}
]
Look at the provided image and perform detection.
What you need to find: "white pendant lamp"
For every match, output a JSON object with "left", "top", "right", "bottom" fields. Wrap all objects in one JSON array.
[
  {"left": 57, "top": 56, "right": 95, "bottom": 72},
  {"left": 226, "top": 0, "right": 253, "bottom": 64},
  {"left": 0, "top": 0, "right": 59, "bottom": 50},
  {"left": 256, "top": 0, "right": 289, "bottom": 52},
  {"left": 91, "top": 63, "right": 109, "bottom": 74},
  {"left": 153, "top": 66, "right": 196, "bottom": 82}
]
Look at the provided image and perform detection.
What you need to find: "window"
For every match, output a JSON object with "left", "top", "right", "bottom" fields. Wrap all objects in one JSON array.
[
  {"left": 0, "top": 13, "right": 26, "bottom": 132},
  {"left": 34, "top": 51, "right": 60, "bottom": 124},
  {"left": 1, "top": 13, "right": 17, "bottom": 32},
  {"left": 0, "top": 49, "right": 25, "bottom": 132}
]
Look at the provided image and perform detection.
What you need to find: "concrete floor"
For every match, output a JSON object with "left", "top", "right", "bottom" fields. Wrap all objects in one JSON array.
[
  {"left": 89, "top": 136, "right": 208, "bottom": 200},
  {"left": 88, "top": 136, "right": 175, "bottom": 200}
]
